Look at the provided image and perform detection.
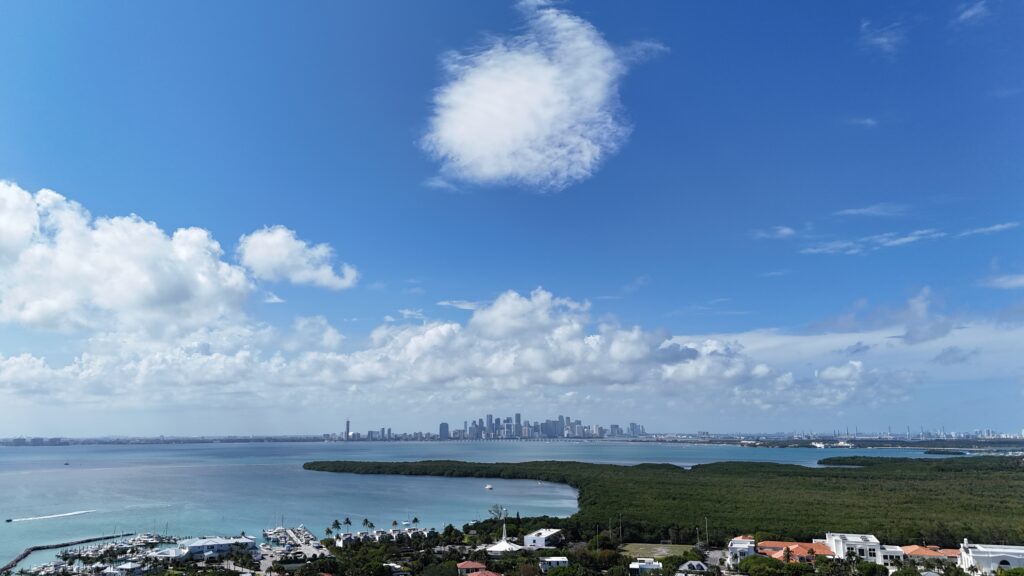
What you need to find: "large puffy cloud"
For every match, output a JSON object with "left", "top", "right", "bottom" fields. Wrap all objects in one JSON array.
[
  {"left": 422, "top": 1, "right": 660, "bottom": 191},
  {"left": 0, "top": 183, "right": 251, "bottom": 332},
  {"left": 0, "top": 286, "right": 946, "bottom": 415},
  {"left": 237, "top": 225, "right": 358, "bottom": 290}
]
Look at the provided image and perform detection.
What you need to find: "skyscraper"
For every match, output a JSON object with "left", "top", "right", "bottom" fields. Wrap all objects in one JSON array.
[
  {"left": 439, "top": 422, "right": 450, "bottom": 440},
  {"left": 345, "top": 419, "right": 350, "bottom": 441}
]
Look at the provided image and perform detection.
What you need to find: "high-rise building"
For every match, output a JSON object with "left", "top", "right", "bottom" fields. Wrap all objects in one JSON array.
[
  {"left": 439, "top": 422, "right": 450, "bottom": 440},
  {"left": 345, "top": 419, "right": 350, "bottom": 440},
  {"left": 515, "top": 413, "right": 521, "bottom": 436}
]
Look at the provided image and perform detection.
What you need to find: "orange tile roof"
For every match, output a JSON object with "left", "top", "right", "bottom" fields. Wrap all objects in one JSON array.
[
  {"left": 901, "top": 546, "right": 944, "bottom": 558},
  {"left": 762, "top": 542, "right": 833, "bottom": 562},
  {"left": 458, "top": 562, "right": 487, "bottom": 570},
  {"left": 467, "top": 571, "right": 503, "bottom": 576},
  {"left": 937, "top": 549, "right": 960, "bottom": 558}
]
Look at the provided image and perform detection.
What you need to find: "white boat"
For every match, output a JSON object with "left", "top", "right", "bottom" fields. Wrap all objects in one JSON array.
[{"left": 484, "top": 484, "right": 493, "bottom": 490}]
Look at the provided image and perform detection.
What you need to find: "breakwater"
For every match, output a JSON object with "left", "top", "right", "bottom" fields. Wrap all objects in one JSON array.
[{"left": 1, "top": 533, "right": 134, "bottom": 574}]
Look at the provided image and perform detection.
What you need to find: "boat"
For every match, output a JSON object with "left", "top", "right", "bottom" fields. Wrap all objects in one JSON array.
[
  {"left": 484, "top": 484, "right": 493, "bottom": 490},
  {"left": 64, "top": 461, "right": 70, "bottom": 466},
  {"left": 5, "top": 518, "right": 11, "bottom": 523}
]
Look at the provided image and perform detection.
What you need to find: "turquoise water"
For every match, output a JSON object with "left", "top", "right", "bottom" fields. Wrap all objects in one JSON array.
[{"left": 0, "top": 441, "right": 936, "bottom": 568}]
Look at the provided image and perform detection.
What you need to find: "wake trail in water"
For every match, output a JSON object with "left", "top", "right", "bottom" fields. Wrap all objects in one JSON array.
[{"left": 10, "top": 510, "right": 97, "bottom": 522}]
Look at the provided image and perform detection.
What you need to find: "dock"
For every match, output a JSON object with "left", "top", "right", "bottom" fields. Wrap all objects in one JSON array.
[{"left": 1, "top": 533, "right": 134, "bottom": 575}]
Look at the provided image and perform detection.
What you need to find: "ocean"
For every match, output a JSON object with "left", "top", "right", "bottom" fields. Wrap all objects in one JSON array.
[{"left": 0, "top": 440, "right": 937, "bottom": 568}]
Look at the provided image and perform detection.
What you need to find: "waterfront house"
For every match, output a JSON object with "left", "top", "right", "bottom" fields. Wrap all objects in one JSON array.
[
  {"left": 629, "top": 558, "right": 663, "bottom": 576},
  {"left": 539, "top": 557, "right": 569, "bottom": 573},
  {"left": 958, "top": 540, "right": 1024, "bottom": 574},
  {"left": 524, "top": 529, "right": 563, "bottom": 550},
  {"left": 727, "top": 536, "right": 758, "bottom": 569},
  {"left": 466, "top": 571, "right": 504, "bottom": 576},
  {"left": 458, "top": 561, "right": 487, "bottom": 576}
]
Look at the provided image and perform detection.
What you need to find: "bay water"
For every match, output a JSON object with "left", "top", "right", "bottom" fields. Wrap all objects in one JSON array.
[{"left": 0, "top": 441, "right": 935, "bottom": 568}]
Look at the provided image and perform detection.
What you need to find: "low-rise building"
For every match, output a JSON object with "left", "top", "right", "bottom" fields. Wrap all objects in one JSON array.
[
  {"left": 759, "top": 542, "right": 834, "bottom": 564},
  {"left": 823, "top": 533, "right": 882, "bottom": 565},
  {"left": 525, "top": 529, "right": 563, "bottom": 550},
  {"left": 879, "top": 545, "right": 905, "bottom": 569},
  {"left": 177, "top": 536, "right": 257, "bottom": 561},
  {"left": 727, "top": 536, "right": 759, "bottom": 569},
  {"left": 457, "top": 561, "right": 487, "bottom": 576},
  {"left": 629, "top": 558, "right": 663, "bottom": 576},
  {"left": 958, "top": 540, "right": 1024, "bottom": 574},
  {"left": 539, "top": 557, "right": 569, "bottom": 573}
]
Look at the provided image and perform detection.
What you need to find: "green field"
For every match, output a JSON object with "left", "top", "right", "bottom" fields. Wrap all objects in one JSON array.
[
  {"left": 621, "top": 543, "right": 695, "bottom": 559},
  {"left": 303, "top": 456, "right": 1024, "bottom": 547}
]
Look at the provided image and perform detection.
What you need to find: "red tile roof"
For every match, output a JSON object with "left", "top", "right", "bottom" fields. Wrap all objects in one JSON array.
[
  {"left": 458, "top": 562, "right": 487, "bottom": 570},
  {"left": 467, "top": 571, "right": 503, "bottom": 576},
  {"left": 901, "top": 546, "right": 944, "bottom": 558}
]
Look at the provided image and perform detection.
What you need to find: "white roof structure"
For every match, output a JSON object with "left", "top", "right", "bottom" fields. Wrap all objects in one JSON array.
[
  {"left": 487, "top": 539, "right": 524, "bottom": 554},
  {"left": 526, "top": 529, "right": 562, "bottom": 539},
  {"left": 541, "top": 557, "right": 569, "bottom": 563}
]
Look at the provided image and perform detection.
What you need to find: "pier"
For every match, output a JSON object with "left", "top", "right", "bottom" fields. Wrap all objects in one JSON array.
[{"left": 1, "top": 533, "right": 134, "bottom": 574}]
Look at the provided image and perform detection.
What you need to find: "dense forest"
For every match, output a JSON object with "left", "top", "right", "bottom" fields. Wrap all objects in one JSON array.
[{"left": 304, "top": 456, "right": 1024, "bottom": 547}]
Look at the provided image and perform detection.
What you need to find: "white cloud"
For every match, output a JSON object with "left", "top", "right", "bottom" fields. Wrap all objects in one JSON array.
[
  {"left": 957, "top": 222, "right": 1019, "bottom": 237},
  {"left": 859, "top": 20, "right": 905, "bottom": 55},
  {"left": 802, "top": 229, "right": 945, "bottom": 255},
  {"left": 954, "top": 1, "right": 990, "bottom": 25},
  {"left": 237, "top": 225, "right": 358, "bottom": 290},
  {"left": 981, "top": 274, "right": 1024, "bottom": 289},
  {"left": 421, "top": 1, "right": 661, "bottom": 191},
  {"left": 835, "top": 203, "right": 907, "bottom": 217},
  {"left": 0, "top": 183, "right": 250, "bottom": 332},
  {"left": 753, "top": 225, "right": 797, "bottom": 240}
]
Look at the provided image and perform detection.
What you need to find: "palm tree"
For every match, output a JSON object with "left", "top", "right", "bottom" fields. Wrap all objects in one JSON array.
[
  {"left": 343, "top": 517, "right": 352, "bottom": 529},
  {"left": 362, "top": 518, "right": 370, "bottom": 529},
  {"left": 325, "top": 527, "right": 333, "bottom": 538},
  {"left": 392, "top": 520, "right": 398, "bottom": 529},
  {"left": 332, "top": 519, "right": 341, "bottom": 531},
  {"left": 367, "top": 522, "right": 375, "bottom": 531},
  {"left": 412, "top": 517, "right": 419, "bottom": 528}
]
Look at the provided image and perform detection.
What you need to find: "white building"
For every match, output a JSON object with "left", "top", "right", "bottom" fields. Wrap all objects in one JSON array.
[
  {"left": 879, "top": 545, "right": 905, "bottom": 569},
  {"left": 539, "top": 557, "right": 569, "bottom": 573},
  {"left": 958, "top": 540, "right": 1024, "bottom": 574},
  {"left": 525, "top": 529, "right": 563, "bottom": 550},
  {"left": 177, "top": 536, "right": 257, "bottom": 561},
  {"left": 629, "top": 558, "right": 663, "bottom": 576},
  {"left": 823, "top": 533, "right": 882, "bottom": 565},
  {"left": 727, "top": 536, "right": 758, "bottom": 569}
]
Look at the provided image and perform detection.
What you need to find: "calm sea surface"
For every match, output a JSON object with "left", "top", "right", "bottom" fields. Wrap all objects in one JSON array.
[{"left": 0, "top": 441, "right": 938, "bottom": 567}]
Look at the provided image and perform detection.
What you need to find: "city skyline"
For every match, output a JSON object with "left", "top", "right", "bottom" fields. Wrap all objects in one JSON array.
[{"left": 0, "top": 0, "right": 1021, "bottom": 436}]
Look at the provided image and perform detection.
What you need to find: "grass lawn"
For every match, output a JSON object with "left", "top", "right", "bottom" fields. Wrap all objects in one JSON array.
[{"left": 622, "top": 543, "right": 695, "bottom": 559}]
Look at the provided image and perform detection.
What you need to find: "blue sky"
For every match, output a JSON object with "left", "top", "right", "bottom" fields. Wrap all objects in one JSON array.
[{"left": 0, "top": 0, "right": 1021, "bottom": 436}]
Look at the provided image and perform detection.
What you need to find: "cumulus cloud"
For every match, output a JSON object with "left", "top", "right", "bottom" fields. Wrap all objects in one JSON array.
[
  {"left": 421, "top": 1, "right": 662, "bottom": 191},
  {"left": 0, "top": 182, "right": 250, "bottom": 332},
  {"left": 237, "top": 225, "right": 358, "bottom": 290}
]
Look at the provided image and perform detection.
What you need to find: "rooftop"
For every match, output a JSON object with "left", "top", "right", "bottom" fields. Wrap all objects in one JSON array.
[{"left": 526, "top": 529, "right": 562, "bottom": 538}]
